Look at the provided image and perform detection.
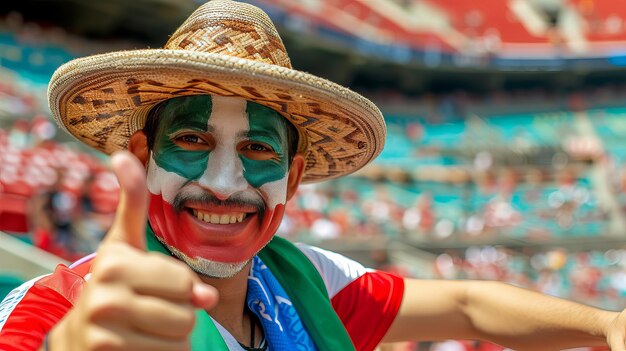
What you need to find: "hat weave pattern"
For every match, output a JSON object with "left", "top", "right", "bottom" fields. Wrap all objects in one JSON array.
[{"left": 48, "top": 0, "right": 385, "bottom": 183}]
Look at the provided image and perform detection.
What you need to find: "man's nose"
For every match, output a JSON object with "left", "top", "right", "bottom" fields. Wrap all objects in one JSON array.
[{"left": 197, "top": 146, "right": 248, "bottom": 200}]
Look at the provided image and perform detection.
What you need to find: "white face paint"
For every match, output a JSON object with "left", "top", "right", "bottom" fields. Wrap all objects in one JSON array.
[
  {"left": 196, "top": 96, "right": 251, "bottom": 200},
  {"left": 146, "top": 95, "right": 294, "bottom": 276}
]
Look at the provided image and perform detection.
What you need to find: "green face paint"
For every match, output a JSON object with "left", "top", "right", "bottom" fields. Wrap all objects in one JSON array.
[
  {"left": 152, "top": 95, "right": 213, "bottom": 181},
  {"left": 150, "top": 95, "right": 291, "bottom": 194},
  {"left": 241, "top": 101, "right": 290, "bottom": 188}
]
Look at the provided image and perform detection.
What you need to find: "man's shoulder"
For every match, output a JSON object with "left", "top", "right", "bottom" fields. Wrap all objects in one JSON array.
[
  {"left": 292, "top": 243, "right": 406, "bottom": 351},
  {"left": 294, "top": 243, "right": 368, "bottom": 273},
  {"left": 293, "top": 242, "right": 368, "bottom": 298},
  {"left": 3, "top": 252, "right": 95, "bottom": 304},
  {"left": 0, "top": 253, "right": 96, "bottom": 337}
]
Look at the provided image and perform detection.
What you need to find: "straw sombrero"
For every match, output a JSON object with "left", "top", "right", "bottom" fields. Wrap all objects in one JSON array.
[{"left": 48, "top": 0, "right": 386, "bottom": 183}]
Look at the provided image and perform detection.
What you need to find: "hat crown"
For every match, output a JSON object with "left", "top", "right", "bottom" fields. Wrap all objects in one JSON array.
[{"left": 164, "top": 0, "right": 292, "bottom": 69}]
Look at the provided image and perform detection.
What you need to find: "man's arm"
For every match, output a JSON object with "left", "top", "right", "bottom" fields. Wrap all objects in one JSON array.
[{"left": 383, "top": 278, "right": 623, "bottom": 351}]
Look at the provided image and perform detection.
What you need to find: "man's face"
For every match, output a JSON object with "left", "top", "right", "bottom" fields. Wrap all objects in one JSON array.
[{"left": 145, "top": 95, "right": 293, "bottom": 277}]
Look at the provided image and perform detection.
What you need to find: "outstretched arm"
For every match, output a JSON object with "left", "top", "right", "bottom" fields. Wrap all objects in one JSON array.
[{"left": 383, "top": 278, "right": 623, "bottom": 351}]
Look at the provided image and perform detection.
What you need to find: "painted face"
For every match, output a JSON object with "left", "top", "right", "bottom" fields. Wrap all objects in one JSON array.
[{"left": 145, "top": 95, "right": 292, "bottom": 277}]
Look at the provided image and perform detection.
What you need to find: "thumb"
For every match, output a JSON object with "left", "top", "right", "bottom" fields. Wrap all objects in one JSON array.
[{"left": 104, "top": 150, "right": 150, "bottom": 249}]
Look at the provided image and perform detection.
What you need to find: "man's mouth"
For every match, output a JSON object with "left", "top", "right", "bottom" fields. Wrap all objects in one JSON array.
[{"left": 190, "top": 209, "right": 249, "bottom": 225}]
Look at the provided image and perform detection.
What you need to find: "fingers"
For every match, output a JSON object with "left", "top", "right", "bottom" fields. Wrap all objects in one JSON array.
[
  {"left": 129, "top": 296, "right": 196, "bottom": 339},
  {"left": 105, "top": 150, "right": 150, "bottom": 249},
  {"left": 94, "top": 252, "right": 213, "bottom": 301},
  {"left": 79, "top": 250, "right": 220, "bottom": 351},
  {"left": 192, "top": 282, "right": 219, "bottom": 310},
  {"left": 83, "top": 280, "right": 204, "bottom": 344}
]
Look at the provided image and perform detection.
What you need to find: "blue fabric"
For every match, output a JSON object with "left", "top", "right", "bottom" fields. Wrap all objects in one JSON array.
[{"left": 246, "top": 256, "right": 317, "bottom": 351}]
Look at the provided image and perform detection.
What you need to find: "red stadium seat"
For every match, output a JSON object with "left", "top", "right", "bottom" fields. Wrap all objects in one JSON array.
[{"left": 0, "top": 193, "right": 30, "bottom": 233}]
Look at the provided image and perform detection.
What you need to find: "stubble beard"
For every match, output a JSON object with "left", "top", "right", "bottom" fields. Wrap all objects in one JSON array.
[{"left": 158, "top": 237, "right": 250, "bottom": 278}]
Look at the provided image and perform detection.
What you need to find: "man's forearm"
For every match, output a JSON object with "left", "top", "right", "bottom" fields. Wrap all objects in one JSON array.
[{"left": 462, "top": 280, "right": 617, "bottom": 350}]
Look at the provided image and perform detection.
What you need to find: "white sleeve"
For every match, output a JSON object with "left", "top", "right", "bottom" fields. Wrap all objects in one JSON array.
[{"left": 294, "top": 243, "right": 368, "bottom": 298}]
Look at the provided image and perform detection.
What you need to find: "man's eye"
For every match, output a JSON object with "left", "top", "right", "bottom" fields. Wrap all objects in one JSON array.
[
  {"left": 239, "top": 142, "right": 276, "bottom": 161},
  {"left": 177, "top": 135, "right": 205, "bottom": 144},
  {"left": 245, "top": 143, "right": 271, "bottom": 152}
]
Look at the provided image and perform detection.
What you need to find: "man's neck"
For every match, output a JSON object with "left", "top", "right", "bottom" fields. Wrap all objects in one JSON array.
[{"left": 201, "top": 261, "right": 253, "bottom": 343}]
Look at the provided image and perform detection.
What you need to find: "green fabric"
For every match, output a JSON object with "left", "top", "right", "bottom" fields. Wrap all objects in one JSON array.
[
  {"left": 145, "top": 226, "right": 170, "bottom": 254},
  {"left": 258, "top": 236, "right": 356, "bottom": 351},
  {"left": 190, "top": 308, "right": 229, "bottom": 351},
  {"left": 145, "top": 226, "right": 355, "bottom": 350}
]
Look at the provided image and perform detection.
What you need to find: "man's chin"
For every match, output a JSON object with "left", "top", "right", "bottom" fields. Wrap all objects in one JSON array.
[
  {"left": 164, "top": 242, "right": 250, "bottom": 278},
  {"left": 187, "top": 258, "right": 250, "bottom": 279}
]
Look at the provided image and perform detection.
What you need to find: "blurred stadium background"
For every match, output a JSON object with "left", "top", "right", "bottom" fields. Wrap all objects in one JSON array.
[{"left": 0, "top": 0, "right": 625, "bottom": 349}]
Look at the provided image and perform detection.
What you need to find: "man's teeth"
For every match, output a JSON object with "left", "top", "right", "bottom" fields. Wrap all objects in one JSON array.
[{"left": 192, "top": 209, "right": 247, "bottom": 224}]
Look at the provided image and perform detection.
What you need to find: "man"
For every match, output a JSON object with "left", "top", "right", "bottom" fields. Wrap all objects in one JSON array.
[{"left": 1, "top": 1, "right": 625, "bottom": 350}]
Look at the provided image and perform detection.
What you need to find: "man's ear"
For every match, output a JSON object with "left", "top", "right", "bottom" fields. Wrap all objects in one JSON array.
[
  {"left": 286, "top": 153, "right": 305, "bottom": 201},
  {"left": 128, "top": 130, "right": 150, "bottom": 167}
]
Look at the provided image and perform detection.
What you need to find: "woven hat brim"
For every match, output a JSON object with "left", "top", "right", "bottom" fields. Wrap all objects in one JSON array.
[{"left": 48, "top": 49, "right": 386, "bottom": 183}]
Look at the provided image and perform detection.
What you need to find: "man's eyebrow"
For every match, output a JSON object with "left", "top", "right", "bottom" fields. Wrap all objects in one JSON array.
[
  {"left": 236, "top": 130, "right": 247, "bottom": 139},
  {"left": 238, "top": 130, "right": 279, "bottom": 139},
  {"left": 169, "top": 121, "right": 213, "bottom": 132}
]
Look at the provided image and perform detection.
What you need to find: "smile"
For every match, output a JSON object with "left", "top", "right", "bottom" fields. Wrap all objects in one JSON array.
[{"left": 191, "top": 209, "right": 249, "bottom": 224}]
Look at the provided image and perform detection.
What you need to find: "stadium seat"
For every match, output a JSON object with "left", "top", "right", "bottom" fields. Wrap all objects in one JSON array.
[{"left": 0, "top": 193, "right": 30, "bottom": 233}]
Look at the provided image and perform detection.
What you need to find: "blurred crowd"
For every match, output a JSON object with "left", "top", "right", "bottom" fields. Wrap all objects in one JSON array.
[
  {"left": 279, "top": 170, "right": 608, "bottom": 242},
  {"left": 428, "top": 247, "right": 626, "bottom": 310},
  {"left": 378, "top": 247, "right": 624, "bottom": 350},
  {"left": 0, "top": 121, "right": 118, "bottom": 261}
]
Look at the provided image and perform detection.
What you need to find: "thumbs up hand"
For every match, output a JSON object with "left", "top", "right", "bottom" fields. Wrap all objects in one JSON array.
[{"left": 47, "top": 151, "right": 218, "bottom": 351}]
